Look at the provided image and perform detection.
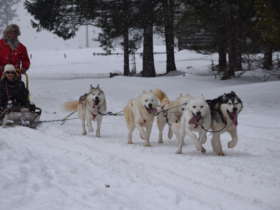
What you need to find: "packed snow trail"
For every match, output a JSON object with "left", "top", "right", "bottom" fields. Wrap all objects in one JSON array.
[{"left": 1, "top": 73, "right": 279, "bottom": 210}]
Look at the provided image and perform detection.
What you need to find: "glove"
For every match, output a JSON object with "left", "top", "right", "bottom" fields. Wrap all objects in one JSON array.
[
  {"left": 29, "top": 104, "right": 36, "bottom": 112},
  {"left": 16, "top": 68, "right": 22, "bottom": 76},
  {"left": 7, "top": 100, "right": 13, "bottom": 109}
]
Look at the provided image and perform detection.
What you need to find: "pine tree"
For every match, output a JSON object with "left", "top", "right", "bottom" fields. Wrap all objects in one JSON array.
[
  {"left": 177, "top": 0, "right": 258, "bottom": 79},
  {"left": 255, "top": 0, "right": 280, "bottom": 69}
]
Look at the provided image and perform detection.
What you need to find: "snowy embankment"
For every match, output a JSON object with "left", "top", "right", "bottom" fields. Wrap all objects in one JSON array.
[{"left": 0, "top": 49, "right": 279, "bottom": 210}]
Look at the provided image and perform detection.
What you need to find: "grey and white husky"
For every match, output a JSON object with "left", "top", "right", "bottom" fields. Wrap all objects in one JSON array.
[
  {"left": 64, "top": 85, "right": 107, "bottom": 136},
  {"left": 207, "top": 91, "right": 243, "bottom": 156}
]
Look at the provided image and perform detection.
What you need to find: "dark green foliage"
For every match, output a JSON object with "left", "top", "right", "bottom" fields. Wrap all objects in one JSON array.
[{"left": 25, "top": 0, "right": 97, "bottom": 39}]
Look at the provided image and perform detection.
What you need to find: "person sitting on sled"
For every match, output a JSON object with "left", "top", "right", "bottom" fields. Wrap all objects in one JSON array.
[
  {"left": 0, "top": 24, "right": 30, "bottom": 79},
  {"left": 0, "top": 64, "right": 34, "bottom": 112}
]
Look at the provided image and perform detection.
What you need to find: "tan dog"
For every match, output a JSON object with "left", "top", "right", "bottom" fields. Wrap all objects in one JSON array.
[
  {"left": 64, "top": 85, "right": 107, "bottom": 137},
  {"left": 124, "top": 90, "right": 159, "bottom": 146},
  {"left": 153, "top": 89, "right": 192, "bottom": 143}
]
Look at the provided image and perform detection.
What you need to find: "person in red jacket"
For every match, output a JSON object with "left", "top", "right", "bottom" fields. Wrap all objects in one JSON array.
[{"left": 0, "top": 24, "right": 30, "bottom": 78}]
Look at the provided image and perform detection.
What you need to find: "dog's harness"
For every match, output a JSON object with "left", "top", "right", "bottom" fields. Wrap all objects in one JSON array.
[{"left": 98, "top": 110, "right": 124, "bottom": 116}]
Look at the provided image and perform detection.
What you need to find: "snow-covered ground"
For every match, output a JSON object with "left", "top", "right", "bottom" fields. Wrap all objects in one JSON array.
[{"left": 0, "top": 48, "right": 280, "bottom": 210}]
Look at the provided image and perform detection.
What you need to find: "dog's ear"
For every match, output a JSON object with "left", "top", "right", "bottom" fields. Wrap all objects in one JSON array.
[
  {"left": 230, "top": 91, "right": 236, "bottom": 96},
  {"left": 200, "top": 94, "right": 206, "bottom": 100},
  {"left": 222, "top": 94, "right": 227, "bottom": 102},
  {"left": 96, "top": 84, "right": 100, "bottom": 89}
]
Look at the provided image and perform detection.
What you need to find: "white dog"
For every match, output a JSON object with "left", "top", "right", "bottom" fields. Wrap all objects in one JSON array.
[
  {"left": 123, "top": 90, "right": 159, "bottom": 146},
  {"left": 174, "top": 96, "right": 211, "bottom": 154},
  {"left": 64, "top": 85, "right": 107, "bottom": 136}
]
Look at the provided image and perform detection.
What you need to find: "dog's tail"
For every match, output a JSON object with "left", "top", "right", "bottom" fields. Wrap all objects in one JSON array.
[
  {"left": 153, "top": 88, "right": 169, "bottom": 104},
  {"left": 123, "top": 101, "right": 134, "bottom": 129},
  {"left": 64, "top": 101, "right": 79, "bottom": 111}
]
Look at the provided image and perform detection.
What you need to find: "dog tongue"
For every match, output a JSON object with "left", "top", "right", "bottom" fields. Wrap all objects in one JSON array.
[
  {"left": 147, "top": 107, "right": 157, "bottom": 114},
  {"left": 232, "top": 112, "right": 238, "bottom": 126},
  {"left": 189, "top": 115, "right": 201, "bottom": 127}
]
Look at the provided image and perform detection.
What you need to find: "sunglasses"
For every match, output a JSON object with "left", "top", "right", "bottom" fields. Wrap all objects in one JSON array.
[{"left": 5, "top": 71, "right": 16, "bottom": 75}]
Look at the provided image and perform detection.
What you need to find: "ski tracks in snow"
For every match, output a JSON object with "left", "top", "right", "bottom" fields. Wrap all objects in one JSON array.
[{"left": 1, "top": 116, "right": 279, "bottom": 210}]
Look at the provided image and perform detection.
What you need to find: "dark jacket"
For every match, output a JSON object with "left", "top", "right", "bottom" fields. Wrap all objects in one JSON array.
[{"left": 0, "top": 78, "right": 30, "bottom": 109}]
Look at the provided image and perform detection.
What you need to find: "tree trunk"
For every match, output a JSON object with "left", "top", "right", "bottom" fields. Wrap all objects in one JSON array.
[
  {"left": 122, "top": 0, "right": 130, "bottom": 76},
  {"left": 217, "top": 26, "right": 227, "bottom": 72},
  {"left": 123, "top": 27, "right": 130, "bottom": 76},
  {"left": 223, "top": 11, "right": 236, "bottom": 79},
  {"left": 263, "top": 46, "right": 273, "bottom": 70},
  {"left": 218, "top": 46, "right": 227, "bottom": 72},
  {"left": 142, "top": 1, "right": 156, "bottom": 77},
  {"left": 236, "top": 15, "right": 243, "bottom": 71},
  {"left": 227, "top": 37, "right": 237, "bottom": 78},
  {"left": 163, "top": 0, "right": 176, "bottom": 73},
  {"left": 142, "top": 24, "right": 156, "bottom": 77}
]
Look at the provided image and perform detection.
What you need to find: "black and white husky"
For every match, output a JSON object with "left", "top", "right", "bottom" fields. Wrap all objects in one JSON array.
[
  {"left": 64, "top": 85, "right": 107, "bottom": 136},
  {"left": 207, "top": 91, "right": 243, "bottom": 156}
]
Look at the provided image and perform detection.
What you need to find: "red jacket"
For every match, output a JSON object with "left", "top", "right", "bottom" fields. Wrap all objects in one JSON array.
[{"left": 0, "top": 39, "right": 30, "bottom": 78}]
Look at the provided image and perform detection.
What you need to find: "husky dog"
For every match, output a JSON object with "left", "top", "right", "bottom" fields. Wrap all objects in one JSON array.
[
  {"left": 153, "top": 89, "right": 192, "bottom": 143},
  {"left": 64, "top": 85, "right": 107, "bottom": 136},
  {"left": 174, "top": 96, "right": 211, "bottom": 154},
  {"left": 123, "top": 90, "right": 159, "bottom": 146},
  {"left": 207, "top": 91, "right": 243, "bottom": 156}
]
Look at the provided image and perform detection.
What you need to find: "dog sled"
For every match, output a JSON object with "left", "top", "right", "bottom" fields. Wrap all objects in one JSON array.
[
  {"left": 0, "top": 72, "right": 42, "bottom": 128},
  {"left": 0, "top": 102, "right": 42, "bottom": 128}
]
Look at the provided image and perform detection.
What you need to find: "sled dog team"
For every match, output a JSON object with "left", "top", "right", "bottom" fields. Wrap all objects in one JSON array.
[{"left": 65, "top": 85, "right": 243, "bottom": 156}]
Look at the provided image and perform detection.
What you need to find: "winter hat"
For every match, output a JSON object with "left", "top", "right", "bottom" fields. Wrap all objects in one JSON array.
[
  {"left": 4, "top": 64, "right": 16, "bottom": 72},
  {"left": 3, "top": 24, "right": 21, "bottom": 37}
]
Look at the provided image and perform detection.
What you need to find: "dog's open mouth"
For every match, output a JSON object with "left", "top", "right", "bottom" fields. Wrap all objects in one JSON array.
[
  {"left": 92, "top": 98, "right": 100, "bottom": 108},
  {"left": 227, "top": 110, "right": 238, "bottom": 126},
  {"left": 189, "top": 113, "right": 202, "bottom": 128},
  {"left": 145, "top": 106, "right": 157, "bottom": 114}
]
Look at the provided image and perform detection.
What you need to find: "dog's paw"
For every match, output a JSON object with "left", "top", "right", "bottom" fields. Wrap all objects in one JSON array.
[
  {"left": 217, "top": 152, "right": 225, "bottom": 156},
  {"left": 176, "top": 150, "right": 182, "bottom": 154},
  {"left": 96, "top": 131, "right": 101, "bottom": 137},
  {"left": 201, "top": 147, "right": 206, "bottom": 153},
  {"left": 158, "top": 139, "right": 163, "bottom": 144},
  {"left": 228, "top": 141, "right": 236, "bottom": 148},
  {"left": 128, "top": 140, "right": 133, "bottom": 144},
  {"left": 82, "top": 131, "right": 87, "bottom": 135},
  {"left": 144, "top": 142, "right": 151, "bottom": 147}
]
